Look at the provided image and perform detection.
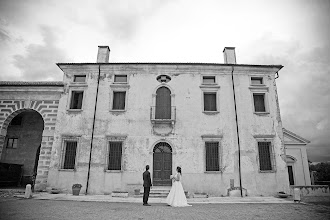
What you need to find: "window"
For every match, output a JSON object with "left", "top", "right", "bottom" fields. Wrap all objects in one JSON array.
[
  {"left": 6, "top": 138, "right": 18, "bottom": 149},
  {"left": 112, "top": 91, "right": 126, "bottom": 110},
  {"left": 253, "top": 94, "right": 266, "bottom": 112},
  {"left": 74, "top": 75, "right": 86, "bottom": 83},
  {"left": 70, "top": 91, "right": 84, "bottom": 109},
  {"left": 156, "top": 75, "right": 171, "bottom": 83},
  {"left": 204, "top": 93, "right": 217, "bottom": 111},
  {"left": 205, "top": 142, "right": 220, "bottom": 171},
  {"left": 251, "top": 77, "right": 263, "bottom": 85},
  {"left": 62, "top": 141, "right": 77, "bottom": 169},
  {"left": 203, "top": 76, "right": 216, "bottom": 84},
  {"left": 108, "top": 142, "right": 122, "bottom": 170},
  {"left": 258, "top": 142, "right": 274, "bottom": 171},
  {"left": 10, "top": 116, "right": 22, "bottom": 125},
  {"left": 114, "top": 75, "right": 127, "bottom": 83}
]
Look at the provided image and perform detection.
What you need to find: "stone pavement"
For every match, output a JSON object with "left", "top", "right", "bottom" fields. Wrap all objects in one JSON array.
[{"left": 16, "top": 192, "right": 293, "bottom": 204}]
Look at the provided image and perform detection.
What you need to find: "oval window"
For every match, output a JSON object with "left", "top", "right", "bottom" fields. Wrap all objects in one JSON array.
[{"left": 156, "top": 75, "right": 171, "bottom": 83}]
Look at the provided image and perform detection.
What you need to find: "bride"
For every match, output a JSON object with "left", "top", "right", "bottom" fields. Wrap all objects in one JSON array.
[{"left": 166, "top": 166, "right": 191, "bottom": 207}]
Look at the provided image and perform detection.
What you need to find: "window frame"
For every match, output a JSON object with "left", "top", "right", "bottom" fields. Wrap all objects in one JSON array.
[
  {"left": 105, "top": 135, "right": 127, "bottom": 172},
  {"left": 6, "top": 137, "right": 18, "bottom": 149},
  {"left": 202, "top": 135, "right": 222, "bottom": 173},
  {"left": 202, "top": 75, "right": 216, "bottom": 85},
  {"left": 73, "top": 75, "right": 87, "bottom": 83},
  {"left": 249, "top": 87, "right": 270, "bottom": 115},
  {"left": 254, "top": 136, "right": 276, "bottom": 173},
  {"left": 67, "top": 87, "right": 87, "bottom": 112},
  {"left": 59, "top": 136, "right": 80, "bottom": 171},
  {"left": 109, "top": 84, "right": 130, "bottom": 112},
  {"left": 250, "top": 76, "right": 264, "bottom": 86},
  {"left": 200, "top": 84, "right": 220, "bottom": 114},
  {"left": 114, "top": 74, "right": 128, "bottom": 84}
]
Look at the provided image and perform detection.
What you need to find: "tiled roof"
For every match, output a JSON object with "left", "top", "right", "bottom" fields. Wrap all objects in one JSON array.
[{"left": 0, "top": 81, "right": 64, "bottom": 86}]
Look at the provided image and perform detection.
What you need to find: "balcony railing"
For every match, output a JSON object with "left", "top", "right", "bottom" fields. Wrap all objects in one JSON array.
[{"left": 150, "top": 106, "right": 176, "bottom": 123}]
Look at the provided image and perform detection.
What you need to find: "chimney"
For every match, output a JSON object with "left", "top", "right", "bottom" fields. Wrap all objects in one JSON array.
[
  {"left": 223, "top": 47, "right": 236, "bottom": 64},
  {"left": 97, "top": 46, "right": 110, "bottom": 63}
]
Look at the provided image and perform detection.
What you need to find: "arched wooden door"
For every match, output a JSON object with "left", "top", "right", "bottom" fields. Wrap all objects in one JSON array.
[
  {"left": 155, "top": 87, "right": 171, "bottom": 119},
  {"left": 153, "top": 142, "right": 172, "bottom": 186}
]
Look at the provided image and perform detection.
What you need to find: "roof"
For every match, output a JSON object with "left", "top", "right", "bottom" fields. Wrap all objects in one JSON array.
[
  {"left": 56, "top": 62, "right": 283, "bottom": 69},
  {"left": 0, "top": 81, "right": 64, "bottom": 86},
  {"left": 283, "top": 128, "right": 311, "bottom": 144}
]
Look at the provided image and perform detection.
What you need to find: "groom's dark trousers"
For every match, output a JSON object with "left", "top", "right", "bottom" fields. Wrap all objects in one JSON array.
[{"left": 143, "top": 170, "right": 152, "bottom": 204}]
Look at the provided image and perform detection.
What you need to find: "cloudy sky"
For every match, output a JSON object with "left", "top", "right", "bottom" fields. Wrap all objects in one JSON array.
[{"left": 0, "top": 0, "right": 329, "bottom": 162}]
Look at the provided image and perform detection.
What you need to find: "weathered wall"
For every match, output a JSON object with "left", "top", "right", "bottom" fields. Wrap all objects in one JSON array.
[{"left": 47, "top": 64, "right": 288, "bottom": 196}]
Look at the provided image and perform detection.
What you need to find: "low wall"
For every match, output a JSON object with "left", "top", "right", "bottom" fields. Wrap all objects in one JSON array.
[{"left": 290, "top": 185, "right": 330, "bottom": 197}]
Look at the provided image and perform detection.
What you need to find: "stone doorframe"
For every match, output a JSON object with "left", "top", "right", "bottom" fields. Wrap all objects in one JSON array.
[{"left": 0, "top": 100, "right": 60, "bottom": 190}]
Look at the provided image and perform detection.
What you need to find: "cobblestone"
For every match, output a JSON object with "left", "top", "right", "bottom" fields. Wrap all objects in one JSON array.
[{"left": 0, "top": 198, "right": 330, "bottom": 220}]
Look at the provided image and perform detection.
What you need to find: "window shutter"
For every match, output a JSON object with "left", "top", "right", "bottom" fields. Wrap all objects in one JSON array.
[
  {"left": 63, "top": 141, "right": 77, "bottom": 169},
  {"left": 113, "top": 92, "right": 126, "bottom": 110},
  {"left": 206, "top": 142, "right": 220, "bottom": 171},
  {"left": 108, "top": 142, "right": 122, "bottom": 170},
  {"left": 204, "top": 93, "right": 216, "bottom": 111},
  {"left": 258, "top": 142, "right": 272, "bottom": 171},
  {"left": 253, "top": 94, "right": 265, "bottom": 112}
]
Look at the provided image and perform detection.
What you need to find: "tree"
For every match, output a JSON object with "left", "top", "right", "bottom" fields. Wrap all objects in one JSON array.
[{"left": 309, "top": 162, "right": 330, "bottom": 181}]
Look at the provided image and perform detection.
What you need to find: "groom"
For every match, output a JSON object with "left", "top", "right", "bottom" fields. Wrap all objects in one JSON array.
[{"left": 143, "top": 165, "right": 152, "bottom": 206}]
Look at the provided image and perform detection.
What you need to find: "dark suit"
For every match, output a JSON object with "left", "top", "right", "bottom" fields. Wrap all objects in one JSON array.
[{"left": 143, "top": 170, "right": 152, "bottom": 204}]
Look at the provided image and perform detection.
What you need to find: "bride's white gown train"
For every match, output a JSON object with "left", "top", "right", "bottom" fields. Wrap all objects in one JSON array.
[{"left": 165, "top": 173, "right": 191, "bottom": 207}]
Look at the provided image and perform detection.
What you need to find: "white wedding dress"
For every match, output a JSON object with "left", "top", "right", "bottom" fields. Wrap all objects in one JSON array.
[{"left": 166, "top": 172, "right": 191, "bottom": 207}]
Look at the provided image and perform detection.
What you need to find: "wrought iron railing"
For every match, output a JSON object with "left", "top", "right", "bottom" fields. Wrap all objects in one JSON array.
[{"left": 150, "top": 106, "right": 176, "bottom": 122}]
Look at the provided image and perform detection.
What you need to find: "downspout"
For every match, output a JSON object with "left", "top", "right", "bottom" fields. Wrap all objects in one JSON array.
[
  {"left": 85, "top": 65, "right": 101, "bottom": 194},
  {"left": 231, "top": 66, "right": 243, "bottom": 197}
]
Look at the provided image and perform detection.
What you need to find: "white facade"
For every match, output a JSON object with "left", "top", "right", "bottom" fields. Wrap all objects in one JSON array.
[
  {"left": 284, "top": 128, "right": 311, "bottom": 186},
  {"left": 45, "top": 46, "right": 290, "bottom": 196}
]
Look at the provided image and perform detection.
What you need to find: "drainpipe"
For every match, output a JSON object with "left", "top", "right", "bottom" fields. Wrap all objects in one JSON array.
[
  {"left": 231, "top": 66, "right": 243, "bottom": 197},
  {"left": 85, "top": 65, "right": 101, "bottom": 194}
]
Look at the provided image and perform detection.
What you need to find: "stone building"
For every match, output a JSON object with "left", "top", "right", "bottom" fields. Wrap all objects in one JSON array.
[{"left": 0, "top": 46, "right": 311, "bottom": 196}]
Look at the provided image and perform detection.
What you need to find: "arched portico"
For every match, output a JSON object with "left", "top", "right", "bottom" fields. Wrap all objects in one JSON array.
[{"left": 0, "top": 99, "right": 60, "bottom": 190}]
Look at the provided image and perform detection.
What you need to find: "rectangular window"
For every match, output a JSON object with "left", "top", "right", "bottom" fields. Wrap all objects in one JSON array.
[
  {"left": 74, "top": 75, "right": 86, "bottom": 83},
  {"left": 204, "top": 93, "right": 217, "bottom": 111},
  {"left": 7, "top": 138, "right": 18, "bottom": 149},
  {"left": 112, "top": 91, "right": 126, "bottom": 110},
  {"left": 108, "top": 142, "right": 122, "bottom": 170},
  {"left": 258, "top": 142, "right": 272, "bottom": 171},
  {"left": 253, "top": 94, "right": 266, "bottom": 112},
  {"left": 205, "top": 142, "right": 220, "bottom": 171},
  {"left": 114, "top": 75, "right": 127, "bottom": 83},
  {"left": 203, "top": 76, "right": 216, "bottom": 84},
  {"left": 251, "top": 77, "right": 263, "bottom": 85},
  {"left": 70, "top": 91, "right": 84, "bottom": 109},
  {"left": 63, "top": 141, "right": 77, "bottom": 169}
]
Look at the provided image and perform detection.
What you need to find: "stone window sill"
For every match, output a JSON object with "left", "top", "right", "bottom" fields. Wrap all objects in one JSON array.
[{"left": 203, "top": 111, "right": 219, "bottom": 115}]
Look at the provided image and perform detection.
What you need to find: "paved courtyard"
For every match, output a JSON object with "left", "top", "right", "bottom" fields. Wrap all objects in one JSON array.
[{"left": 0, "top": 190, "right": 329, "bottom": 220}]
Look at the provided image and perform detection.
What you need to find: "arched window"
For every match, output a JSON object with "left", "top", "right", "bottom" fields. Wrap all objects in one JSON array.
[{"left": 155, "top": 87, "right": 171, "bottom": 119}]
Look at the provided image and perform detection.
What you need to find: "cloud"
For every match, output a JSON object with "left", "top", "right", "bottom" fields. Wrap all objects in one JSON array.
[{"left": 12, "top": 26, "right": 69, "bottom": 81}]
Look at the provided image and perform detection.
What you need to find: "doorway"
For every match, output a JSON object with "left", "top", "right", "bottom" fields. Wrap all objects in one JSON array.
[
  {"left": 288, "top": 165, "right": 295, "bottom": 185},
  {"left": 153, "top": 142, "right": 172, "bottom": 186}
]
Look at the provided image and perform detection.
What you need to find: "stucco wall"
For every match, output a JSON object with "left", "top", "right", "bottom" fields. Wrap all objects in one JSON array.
[
  {"left": 286, "top": 145, "right": 311, "bottom": 185},
  {"left": 47, "top": 64, "right": 289, "bottom": 196}
]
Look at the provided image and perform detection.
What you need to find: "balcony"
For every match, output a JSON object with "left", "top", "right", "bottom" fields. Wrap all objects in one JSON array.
[{"left": 150, "top": 106, "right": 176, "bottom": 124}]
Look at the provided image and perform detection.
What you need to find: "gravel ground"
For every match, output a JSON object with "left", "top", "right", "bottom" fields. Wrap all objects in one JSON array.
[{"left": 0, "top": 194, "right": 330, "bottom": 220}]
